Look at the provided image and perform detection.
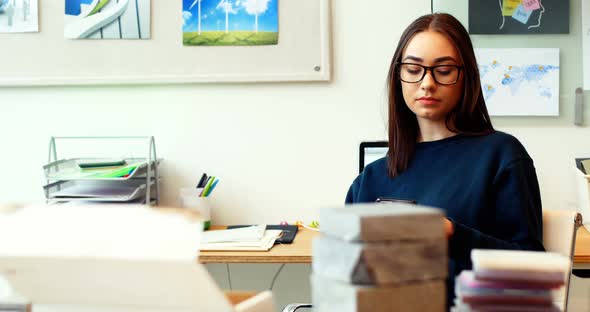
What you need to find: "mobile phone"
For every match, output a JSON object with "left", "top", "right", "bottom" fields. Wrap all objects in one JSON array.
[{"left": 375, "top": 197, "right": 417, "bottom": 204}]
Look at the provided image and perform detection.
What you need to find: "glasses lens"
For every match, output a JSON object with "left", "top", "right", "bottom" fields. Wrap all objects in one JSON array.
[
  {"left": 433, "top": 66, "right": 459, "bottom": 85},
  {"left": 399, "top": 64, "right": 425, "bottom": 83}
]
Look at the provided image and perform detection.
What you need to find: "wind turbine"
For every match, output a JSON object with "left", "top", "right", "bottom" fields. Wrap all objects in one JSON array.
[
  {"left": 225, "top": 6, "right": 228, "bottom": 33},
  {"left": 189, "top": 0, "right": 202, "bottom": 35},
  {"left": 21, "top": 0, "right": 30, "bottom": 21},
  {"left": 4, "top": 0, "right": 14, "bottom": 27},
  {"left": 254, "top": 0, "right": 257, "bottom": 33},
  {"left": 243, "top": 0, "right": 269, "bottom": 34},
  {"left": 217, "top": 0, "right": 236, "bottom": 34}
]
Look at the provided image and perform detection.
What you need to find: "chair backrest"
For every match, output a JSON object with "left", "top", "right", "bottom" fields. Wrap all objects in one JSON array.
[
  {"left": 359, "top": 141, "right": 388, "bottom": 173},
  {"left": 542, "top": 209, "right": 583, "bottom": 311}
]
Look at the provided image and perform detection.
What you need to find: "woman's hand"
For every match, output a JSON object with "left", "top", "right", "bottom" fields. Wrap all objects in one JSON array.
[{"left": 444, "top": 218, "right": 454, "bottom": 239}]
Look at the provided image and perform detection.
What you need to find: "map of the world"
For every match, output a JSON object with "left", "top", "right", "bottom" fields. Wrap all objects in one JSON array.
[{"left": 476, "top": 48, "right": 560, "bottom": 116}]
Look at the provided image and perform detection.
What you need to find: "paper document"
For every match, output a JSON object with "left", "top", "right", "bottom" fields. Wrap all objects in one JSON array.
[
  {"left": 200, "top": 225, "right": 266, "bottom": 243},
  {"left": 50, "top": 184, "right": 140, "bottom": 199},
  {"left": 200, "top": 230, "right": 282, "bottom": 251}
]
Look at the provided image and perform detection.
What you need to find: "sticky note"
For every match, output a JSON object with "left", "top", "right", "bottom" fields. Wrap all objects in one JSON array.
[
  {"left": 502, "top": 0, "right": 521, "bottom": 16},
  {"left": 512, "top": 4, "right": 532, "bottom": 24},
  {"left": 522, "top": 0, "right": 540, "bottom": 11}
]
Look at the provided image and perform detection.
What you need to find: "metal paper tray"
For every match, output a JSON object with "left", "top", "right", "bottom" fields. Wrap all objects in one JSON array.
[
  {"left": 43, "top": 158, "right": 160, "bottom": 181},
  {"left": 43, "top": 179, "right": 155, "bottom": 202}
]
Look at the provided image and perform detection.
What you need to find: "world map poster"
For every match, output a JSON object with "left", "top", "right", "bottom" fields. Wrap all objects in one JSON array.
[{"left": 476, "top": 48, "right": 559, "bottom": 116}]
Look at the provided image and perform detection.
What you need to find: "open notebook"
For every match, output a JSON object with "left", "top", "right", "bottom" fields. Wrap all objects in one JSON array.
[{"left": 200, "top": 225, "right": 282, "bottom": 251}]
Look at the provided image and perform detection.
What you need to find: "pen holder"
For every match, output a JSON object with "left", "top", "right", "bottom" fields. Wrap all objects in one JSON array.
[{"left": 178, "top": 187, "right": 211, "bottom": 230}]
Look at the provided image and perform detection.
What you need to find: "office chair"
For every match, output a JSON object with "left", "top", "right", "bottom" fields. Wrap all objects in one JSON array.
[
  {"left": 542, "top": 209, "right": 583, "bottom": 311},
  {"left": 282, "top": 303, "right": 312, "bottom": 312},
  {"left": 281, "top": 210, "right": 583, "bottom": 312}
]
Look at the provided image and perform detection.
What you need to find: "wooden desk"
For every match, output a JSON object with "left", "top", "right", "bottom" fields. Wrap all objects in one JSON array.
[
  {"left": 225, "top": 291, "right": 257, "bottom": 305},
  {"left": 200, "top": 225, "right": 590, "bottom": 265},
  {"left": 574, "top": 225, "right": 590, "bottom": 266},
  {"left": 199, "top": 226, "right": 319, "bottom": 263}
]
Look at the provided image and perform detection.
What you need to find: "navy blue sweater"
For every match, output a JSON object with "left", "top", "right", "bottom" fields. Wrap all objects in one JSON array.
[{"left": 345, "top": 131, "right": 544, "bottom": 306}]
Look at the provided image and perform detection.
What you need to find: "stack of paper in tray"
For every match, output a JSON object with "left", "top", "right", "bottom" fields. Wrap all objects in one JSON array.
[
  {"left": 453, "top": 249, "right": 570, "bottom": 312},
  {"left": 311, "top": 203, "right": 448, "bottom": 312}
]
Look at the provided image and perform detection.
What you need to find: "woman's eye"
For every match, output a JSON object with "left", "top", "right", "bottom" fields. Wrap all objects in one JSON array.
[
  {"left": 404, "top": 66, "right": 422, "bottom": 74},
  {"left": 435, "top": 67, "right": 454, "bottom": 76}
]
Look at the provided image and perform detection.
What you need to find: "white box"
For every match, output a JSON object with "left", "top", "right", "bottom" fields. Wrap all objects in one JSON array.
[
  {"left": 319, "top": 203, "right": 445, "bottom": 242},
  {"left": 311, "top": 274, "right": 445, "bottom": 312},
  {"left": 312, "top": 235, "right": 447, "bottom": 285}
]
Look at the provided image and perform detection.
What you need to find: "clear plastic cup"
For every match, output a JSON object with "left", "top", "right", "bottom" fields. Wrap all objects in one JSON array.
[{"left": 178, "top": 187, "right": 211, "bottom": 230}]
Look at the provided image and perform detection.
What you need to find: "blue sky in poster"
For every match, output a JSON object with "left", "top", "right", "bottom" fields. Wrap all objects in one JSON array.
[
  {"left": 183, "top": 0, "right": 278, "bottom": 32},
  {"left": 65, "top": 0, "right": 94, "bottom": 16}
]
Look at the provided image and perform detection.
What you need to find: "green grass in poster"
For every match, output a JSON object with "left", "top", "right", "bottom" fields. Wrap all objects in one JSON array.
[{"left": 183, "top": 31, "right": 278, "bottom": 46}]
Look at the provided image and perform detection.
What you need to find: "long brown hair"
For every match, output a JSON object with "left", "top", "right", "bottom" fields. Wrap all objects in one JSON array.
[{"left": 386, "top": 13, "right": 493, "bottom": 177}]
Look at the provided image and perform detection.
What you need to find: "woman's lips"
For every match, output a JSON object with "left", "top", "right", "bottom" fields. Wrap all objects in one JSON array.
[{"left": 417, "top": 97, "right": 440, "bottom": 105}]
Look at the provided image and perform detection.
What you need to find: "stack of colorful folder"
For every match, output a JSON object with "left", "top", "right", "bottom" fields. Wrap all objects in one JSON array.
[{"left": 453, "top": 249, "right": 570, "bottom": 312}]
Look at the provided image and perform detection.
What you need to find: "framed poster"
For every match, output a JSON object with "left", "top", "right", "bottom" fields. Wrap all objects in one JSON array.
[
  {"left": 64, "top": 0, "right": 151, "bottom": 39},
  {"left": 0, "top": 0, "right": 331, "bottom": 86},
  {"left": 182, "top": 0, "right": 278, "bottom": 46},
  {"left": 469, "top": 0, "right": 569, "bottom": 34},
  {"left": 476, "top": 48, "right": 560, "bottom": 116},
  {"left": 0, "top": 0, "right": 38, "bottom": 33}
]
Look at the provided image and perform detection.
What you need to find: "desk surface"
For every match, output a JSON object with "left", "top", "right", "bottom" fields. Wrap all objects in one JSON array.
[
  {"left": 200, "top": 225, "right": 590, "bottom": 264},
  {"left": 575, "top": 225, "right": 590, "bottom": 264},
  {"left": 199, "top": 226, "right": 318, "bottom": 263}
]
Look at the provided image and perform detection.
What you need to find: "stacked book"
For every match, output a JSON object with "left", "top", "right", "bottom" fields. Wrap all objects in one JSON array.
[
  {"left": 311, "top": 203, "right": 448, "bottom": 312},
  {"left": 453, "top": 249, "right": 571, "bottom": 312}
]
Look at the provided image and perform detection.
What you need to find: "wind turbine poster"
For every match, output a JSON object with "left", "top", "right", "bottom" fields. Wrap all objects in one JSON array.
[
  {"left": 183, "top": 0, "right": 279, "bottom": 46},
  {"left": 65, "top": 0, "right": 151, "bottom": 39},
  {"left": 0, "top": 0, "right": 38, "bottom": 33},
  {"left": 469, "top": 0, "right": 569, "bottom": 34}
]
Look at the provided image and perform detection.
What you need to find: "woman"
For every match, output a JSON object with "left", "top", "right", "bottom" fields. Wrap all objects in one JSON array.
[{"left": 345, "top": 13, "right": 544, "bottom": 307}]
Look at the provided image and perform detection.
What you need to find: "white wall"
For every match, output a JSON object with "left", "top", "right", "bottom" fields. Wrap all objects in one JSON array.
[
  {"left": 0, "top": 1, "right": 432, "bottom": 225},
  {"left": 1, "top": 0, "right": 589, "bottom": 222},
  {"left": 2, "top": 0, "right": 588, "bottom": 220}
]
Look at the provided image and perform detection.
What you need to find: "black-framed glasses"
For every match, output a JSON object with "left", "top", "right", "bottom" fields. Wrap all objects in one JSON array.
[{"left": 396, "top": 62, "right": 463, "bottom": 85}]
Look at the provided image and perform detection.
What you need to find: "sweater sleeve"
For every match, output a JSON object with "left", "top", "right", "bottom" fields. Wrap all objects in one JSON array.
[
  {"left": 448, "top": 158, "right": 545, "bottom": 262},
  {"left": 345, "top": 175, "right": 361, "bottom": 203}
]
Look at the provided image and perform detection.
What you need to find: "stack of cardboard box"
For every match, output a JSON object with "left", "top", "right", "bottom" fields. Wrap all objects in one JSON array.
[{"left": 311, "top": 203, "right": 448, "bottom": 312}]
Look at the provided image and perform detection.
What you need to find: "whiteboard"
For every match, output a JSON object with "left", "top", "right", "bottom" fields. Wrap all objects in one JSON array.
[{"left": 0, "top": 0, "right": 331, "bottom": 86}]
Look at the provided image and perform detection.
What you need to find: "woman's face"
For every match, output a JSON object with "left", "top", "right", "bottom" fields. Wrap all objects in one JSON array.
[{"left": 400, "top": 31, "right": 464, "bottom": 123}]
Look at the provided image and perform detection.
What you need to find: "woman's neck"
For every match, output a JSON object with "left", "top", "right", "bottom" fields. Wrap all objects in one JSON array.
[{"left": 417, "top": 118, "right": 456, "bottom": 142}]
